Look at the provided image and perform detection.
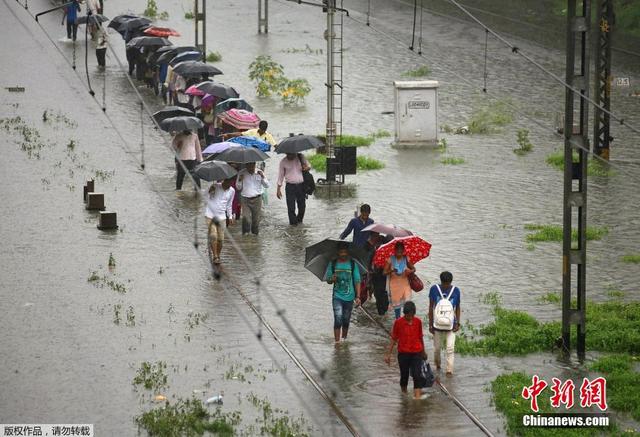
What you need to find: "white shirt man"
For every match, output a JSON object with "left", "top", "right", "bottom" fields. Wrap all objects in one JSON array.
[
  {"left": 205, "top": 181, "right": 235, "bottom": 264},
  {"left": 236, "top": 162, "right": 269, "bottom": 235}
]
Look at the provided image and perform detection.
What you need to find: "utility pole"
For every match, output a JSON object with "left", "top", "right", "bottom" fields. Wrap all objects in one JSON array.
[
  {"left": 562, "top": 0, "right": 591, "bottom": 359},
  {"left": 195, "top": 0, "right": 206, "bottom": 56},
  {"left": 593, "top": 0, "right": 614, "bottom": 160},
  {"left": 258, "top": 0, "right": 269, "bottom": 33}
]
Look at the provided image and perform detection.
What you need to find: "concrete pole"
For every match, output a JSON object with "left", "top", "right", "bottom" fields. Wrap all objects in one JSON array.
[{"left": 325, "top": 0, "right": 336, "bottom": 182}]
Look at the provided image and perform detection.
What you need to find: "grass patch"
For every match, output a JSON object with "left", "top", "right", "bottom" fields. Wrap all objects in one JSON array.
[
  {"left": 468, "top": 100, "right": 513, "bottom": 134},
  {"left": 402, "top": 65, "right": 430, "bottom": 77},
  {"left": 492, "top": 372, "right": 605, "bottom": 436},
  {"left": 590, "top": 355, "right": 640, "bottom": 421},
  {"left": 136, "top": 398, "right": 240, "bottom": 436},
  {"left": 143, "top": 0, "right": 169, "bottom": 19},
  {"left": 371, "top": 129, "right": 391, "bottom": 138},
  {"left": 307, "top": 153, "right": 384, "bottom": 172},
  {"left": 539, "top": 292, "right": 561, "bottom": 304},
  {"left": 316, "top": 134, "right": 374, "bottom": 147},
  {"left": 513, "top": 128, "right": 533, "bottom": 155},
  {"left": 440, "top": 156, "right": 465, "bottom": 165},
  {"left": 436, "top": 138, "right": 447, "bottom": 153},
  {"left": 458, "top": 299, "right": 640, "bottom": 356},
  {"left": 545, "top": 151, "right": 616, "bottom": 176},
  {"left": 206, "top": 51, "right": 222, "bottom": 62},
  {"left": 133, "top": 361, "right": 168, "bottom": 392},
  {"left": 524, "top": 224, "right": 609, "bottom": 243},
  {"left": 607, "top": 289, "right": 626, "bottom": 298},
  {"left": 184, "top": 10, "right": 194, "bottom": 19},
  {"left": 622, "top": 254, "right": 640, "bottom": 264}
]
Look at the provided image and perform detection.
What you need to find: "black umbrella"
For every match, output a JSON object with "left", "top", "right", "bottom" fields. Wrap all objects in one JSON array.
[
  {"left": 169, "top": 51, "right": 203, "bottom": 66},
  {"left": 108, "top": 14, "right": 141, "bottom": 30},
  {"left": 155, "top": 46, "right": 200, "bottom": 64},
  {"left": 126, "top": 36, "right": 171, "bottom": 49},
  {"left": 276, "top": 135, "right": 323, "bottom": 154},
  {"left": 304, "top": 238, "right": 371, "bottom": 281},
  {"left": 77, "top": 14, "right": 109, "bottom": 25},
  {"left": 115, "top": 17, "right": 152, "bottom": 39},
  {"left": 159, "top": 116, "right": 204, "bottom": 132},
  {"left": 195, "top": 81, "right": 238, "bottom": 99},
  {"left": 194, "top": 160, "right": 238, "bottom": 182},
  {"left": 173, "top": 61, "right": 223, "bottom": 78},
  {"left": 152, "top": 106, "right": 195, "bottom": 123},
  {"left": 214, "top": 147, "right": 270, "bottom": 164}
]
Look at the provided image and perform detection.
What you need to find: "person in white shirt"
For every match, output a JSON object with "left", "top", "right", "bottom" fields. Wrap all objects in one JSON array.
[
  {"left": 205, "top": 179, "right": 235, "bottom": 264},
  {"left": 236, "top": 162, "right": 270, "bottom": 235},
  {"left": 172, "top": 130, "right": 203, "bottom": 190}
]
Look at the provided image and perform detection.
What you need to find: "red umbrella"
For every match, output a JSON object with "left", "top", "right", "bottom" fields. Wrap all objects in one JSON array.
[
  {"left": 143, "top": 26, "right": 181, "bottom": 37},
  {"left": 372, "top": 236, "right": 432, "bottom": 268},
  {"left": 217, "top": 109, "right": 260, "bottom": 130}
]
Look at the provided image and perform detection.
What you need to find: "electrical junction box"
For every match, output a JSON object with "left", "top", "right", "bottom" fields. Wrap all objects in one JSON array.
[{"left": 393, "top": 80, "right": 439, "bottom": 148}]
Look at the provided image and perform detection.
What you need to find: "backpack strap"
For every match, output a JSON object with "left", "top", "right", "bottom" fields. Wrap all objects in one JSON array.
[
  {"left": 435, "top": 284, "right": 452, "bottom": 301},
  {"left": 350, "top": 259, "right": 357, "bottom": 295}
]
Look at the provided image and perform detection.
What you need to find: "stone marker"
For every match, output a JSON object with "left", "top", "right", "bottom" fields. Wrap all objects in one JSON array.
[
  {"left": 86, "top": 193, "right": 105, "bottom": 211},
  {"left": 97, "top": 211, "right": 118, "bottom": 230},
  {"left": 83, "top": 180, "right": 95, "bottom": 203}
]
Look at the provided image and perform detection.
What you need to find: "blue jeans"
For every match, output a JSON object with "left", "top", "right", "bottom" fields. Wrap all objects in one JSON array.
[
  {"left": 394, "top": 307, "right": 402, "bottom": 320},
  {"left": 332, "top": 298, "right": 353, "bottom": 330}
]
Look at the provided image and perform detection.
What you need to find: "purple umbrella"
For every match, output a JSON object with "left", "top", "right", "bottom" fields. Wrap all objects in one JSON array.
[{"left": 202, "top": 141, "right": 239, "bottom": 156}]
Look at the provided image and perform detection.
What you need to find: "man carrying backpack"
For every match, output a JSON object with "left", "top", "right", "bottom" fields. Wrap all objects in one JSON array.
[
  {"left": 325, "top": 242, "right": 361, "bottom": 344},
  {"left": 428, "top": 271, "right": 461, "bottom": 376}
]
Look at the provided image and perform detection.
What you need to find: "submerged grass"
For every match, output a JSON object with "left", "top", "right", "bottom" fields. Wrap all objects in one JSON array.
[
  {"left": 546, "top": 151, "right": 616, "bottom": 176},
  {"left": 307, "top": 153, "right": 384, "bottom": 172},
  {"left": 133, "top": 361, "right": 168, "bottom": 392},
  {"left": 206, "top": 51, "right": 222, "bottom": 62},
  {"left": 468, "top": 100, "right": 514, "bottom": 134},
  {"left": 590, "top": 355, "right": 640, "bottom": 421},
  {"left": 402, "top": 65, "right": 431, "bottom": 77},
  {"left": 316, "top": 134, "right": 374, "bottom": 147},
  {"left": 622, "top": 254, "right": 640, "bottom": 264},
  {"left": 524, "top": 224, "right": 609, "bottom": 243},
  {"left": 458, "top": 299, "right": 640, "bottom": 356},
  {"left": 440, "top": 156, "right": 465, "bottom": 165}
]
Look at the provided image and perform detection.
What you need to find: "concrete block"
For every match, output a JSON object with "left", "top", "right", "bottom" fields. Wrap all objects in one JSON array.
[
  {"left": 86, "top": 192, "right": 105, "bottom": 211},
  {"left": 97, "top": 211, "right": 118, "bottom": 230}
]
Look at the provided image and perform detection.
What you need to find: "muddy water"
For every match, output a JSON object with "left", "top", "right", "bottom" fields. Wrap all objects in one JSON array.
[{"left": 1, "top": 0, "right": 639, "bottom": 435}]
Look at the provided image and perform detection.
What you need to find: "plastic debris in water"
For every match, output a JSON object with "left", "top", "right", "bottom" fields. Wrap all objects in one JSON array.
[
  {"left": 205, "top": 395, "right": 223, "bottom": 405},
  {"left": 153, "top": 395, "right": 167, "bottom": 403},
  {"left": 192, "top": 389, "right": 206, "bottom": 394}
]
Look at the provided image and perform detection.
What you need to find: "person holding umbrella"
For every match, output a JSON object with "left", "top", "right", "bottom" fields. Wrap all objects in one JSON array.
[
  {"left": 95, "top": 25, "right": 108, "bottom": 68},
  {"left": 172, "top": 130, "right": 203, "bottom": 190},
  {"left": 61, "top": 0, "right": 81, "bottom": 41},
  {"left": 325, "top": 241, "right": 362, "bottom": 344},
  {"left": 383, "top": 241, "right": 416, "bottom": 320},
  {"left": 205, "top": 178, "right": 236, "bottom": 265},
  {"left": 236, "top": 162, "right": 270, "bottom": 235}
]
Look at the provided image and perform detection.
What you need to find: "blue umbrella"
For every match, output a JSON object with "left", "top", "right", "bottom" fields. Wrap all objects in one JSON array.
[
  {"left": 228, "top": 136, "right": 270, "bottom": 152},
  {"left": 215, "top": 98, "right": 253, "bottom": 114},
  {"left": 169, "top": 51, "right": 203, "bottom": 66}
]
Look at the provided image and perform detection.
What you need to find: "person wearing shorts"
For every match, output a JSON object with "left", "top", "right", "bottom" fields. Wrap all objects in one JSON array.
[{"left": 205, "top": 179, "right": 235, "bottom": 264}]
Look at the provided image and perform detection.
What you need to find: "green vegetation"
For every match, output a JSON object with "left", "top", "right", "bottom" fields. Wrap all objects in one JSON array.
[
  {"left": 402, "top": 65, "right": 430, "bottom": 77},
  {"left": 307, "top": 153, "right": 384, "bottom": 172},
  {"left": 492, "top": 372, "right": 604, "bottom": 436},
  {"left": 282, "top": 44, "right": 323, "bottom": 54},
  {"left": 539, "top": 292, "right": 561, "bottom": 304},
  {"left": 206, "top": 51, "right": 222, "bottom": 62},
  {"left": 436, "top": 138, "right": 447, "bottom": 153},
  {"left": 0, "top": 116, "right": 48, "bottom": 159},
  {"left": 468, "top": 100, "right": 513, "bottom": 134},
  {"left": 590, "top": 355, "right": 640, "bottom": 421},
  {"left": 136, "top": 399, "right": 240, "bottom": 437},
  {"left": 371, "top": 129, "right": 391, "bottom": 138},
  {"left": 513, "top": 128, "right": 533, "bottom": 155},
  {"left": 184, "top": 10, "right": 194, "bottom": 19},
  {"left": 108, "top": 253, "right": 115, "bottom": 268},
  {"left": 480, "top": 291, "right": 502, "bottom": 308},
  {"left": 248, "top": 56, "right": 310, "bottom": 105},
  {"left": 545, "top": 151, "right": 616, "bottom": 177},
  {"left": 607, "top": 289, "right": 626, "bottom": 298},
  {"left": 622, "top": 254, "right": 640, "bottom": 264},
  {"left": 133, "top": 361, "right": 168, "bottom": 392},
  {"left": 440, "top": 156, "right": 465, "bottom": 165},
  {"left": 246, "top": 394, "right": 310, "bottom": 436},
  {"left": 143, "top": 0, "right": 168, "bottom": 19},
  {"left": 458, "top": 299, "right": 640, "bottom": 356},
  {"left": 524, "top": 224, "right": 609, "bottom": 243}
]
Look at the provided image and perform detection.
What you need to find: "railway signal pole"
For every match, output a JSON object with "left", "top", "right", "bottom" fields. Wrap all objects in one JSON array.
[
  {"left": 593, "top": 0, "right": 614, "bottom": 160},
  {"left": 258, "top": 0, "right": 269, "bottom": 33},
  {"left": 562, "top": 0, "right": 591, "bottom": 359},
  {"left": 195, "top": 0, "right": 206, "bottom": 56}
]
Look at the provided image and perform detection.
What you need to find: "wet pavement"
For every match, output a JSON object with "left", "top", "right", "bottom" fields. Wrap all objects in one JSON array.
[{"left": 1, "top": 0, "right": 639, "bottom": 435}]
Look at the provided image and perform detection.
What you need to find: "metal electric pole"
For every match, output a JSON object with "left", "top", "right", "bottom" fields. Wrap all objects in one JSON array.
[
  {"left": 258, "top": 0, "right": 269, "bottom": 33},
  {"left": 593, "top": 0, "right": 614, "bottom": 160},
  {"left": 562, "top": 0, "right": 591, "bottom": 359},
  {"left": 195, "top": 0, "right": 206, "bottom": 56}
]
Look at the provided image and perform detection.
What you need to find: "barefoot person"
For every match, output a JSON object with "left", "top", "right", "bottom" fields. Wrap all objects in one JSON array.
[
  {"left": 428, "top": 271, "right": 461, "bottom": 376},
  {"left": 325, "top": 242, "right": 361, "bottom": 344},
  {"left": 205, "top": 179, "right": 235, "bottom": 264},
  {"left": 384, "top": 301, "right": 428, "bottom": 399},
  {"left": 236, "top": 162, "right": 269, "bottom": 235},
  {"left": 384, "top": 242, "right": 416, "bottom": 319}
]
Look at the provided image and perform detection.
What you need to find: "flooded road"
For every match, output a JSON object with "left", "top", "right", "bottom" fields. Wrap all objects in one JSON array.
[{"left": 1, "top": 0, "right": 639, "bottom": 435}]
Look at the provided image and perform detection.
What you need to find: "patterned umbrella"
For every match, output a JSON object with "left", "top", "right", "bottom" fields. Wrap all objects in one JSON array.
[
  {"left": 372, "top": 236, "right": 432, "bottom": 268},
  {"left": 143, "top": 26, "right": 181, "bottom": 37},
  {"left": 185, "top": 85, "right": 207, "bottom": 97},
  {"left": 217, "top": 109, "right": 260, "bottom": 130}
]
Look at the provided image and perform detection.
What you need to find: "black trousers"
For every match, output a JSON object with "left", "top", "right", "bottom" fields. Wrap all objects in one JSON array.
[
  {"left": 126, "top": 48, "right": 136, "bottom": 76},
  {"left": 371, "top": 272, "right": 388, "bottom": 315},
  {"left": 96, "top": 48, "right": 106, "bottom": 67},
  {"left": 285, "top": 183, "right": 306, "bottom": 225},
  {"left": 66, "top": 22, "right": 78, "bottom": 40},
  {"left": 175, "top": 159, "right": 201, "bottom": 190},
  {"left": 398, "top": 352, "right": 425, "bottom": 389}
]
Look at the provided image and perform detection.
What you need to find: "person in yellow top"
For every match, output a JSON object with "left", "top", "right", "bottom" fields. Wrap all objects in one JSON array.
[{"left": 223, "top": 120, "right": 277, "bottom": 148}]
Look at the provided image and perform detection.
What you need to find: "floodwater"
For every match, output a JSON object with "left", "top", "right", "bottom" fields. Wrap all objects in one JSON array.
[{"left": 1, "top": 0, "right": 639, "bottom": 435}]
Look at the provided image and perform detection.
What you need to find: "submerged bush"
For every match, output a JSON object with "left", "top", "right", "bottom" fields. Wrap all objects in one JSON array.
[
  {"left": 402, "top": 65, "right": 430, "bottom": 77},
  {"left": 524, "top": 224, "right": 609, "bottom": 243},
  {"left": 468, "top": 100, "right": 513, "bottom": 134},
  {"left": 545, "top": 151, "right": 616, "bottom": 176},
  {"left": 307, "top": 153, "right": 384, "bottom": 172}
]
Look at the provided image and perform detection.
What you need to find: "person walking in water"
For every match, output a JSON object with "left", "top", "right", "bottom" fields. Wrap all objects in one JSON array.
[
  {"left": 95, "top": 26, "right": 108, "bottom": 68},
  {"left": 172, "top": 130, "right": 202, "bottom": 190},
  {"left": 325, "top": 242, "right": 361, "bottom": 344},
  {"left": 384, "top": 301, "right": 428, "bottom": 400},
  {"left": 384, "top": 241, "right": 416, "bottom": 319},
  {"left": 340, "top": 204, "right": 374, "bottom": 248},
  {"left": 428, "top": 271, "right": 461, "bottom": 376},
  {"left": 236, "top": 162, "right": 269, "bottom": 235},
  {"left": 276, "top": 153, "right": 310, "bottom": 226},
  {"left": 61, "top": 0, "right": 81, "bottom": 41},
  {"left": 205, "top": 179, "right": 235, "bottom": 265}
]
